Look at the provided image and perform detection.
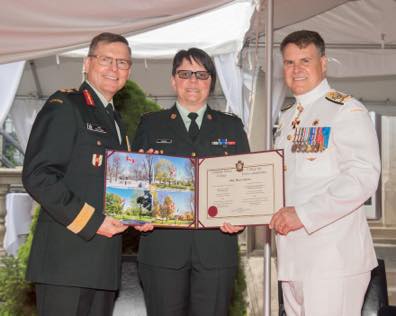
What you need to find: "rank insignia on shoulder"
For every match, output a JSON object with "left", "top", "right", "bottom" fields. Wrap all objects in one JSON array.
[
  {"left": 281, "top": 103, "right": 294, "bottom": 112},
  {"left": 325, "top": 91, "right": 351, "bottom": 105},
  {"left": 223, "top": 112, "right": 238, "bottom": 118},
  {"left": 142, "top": 110, "right": 160, "bottom": 117},
  {"left": 59, "top": 88, "right": 78, "bottom": 93},
  {"left": 92, "top": 154, "right": 103, "bottom": 167},
  {"left": 83, "top": 89, "right": 95, "bottom": 107},
  {"left": 49, "top": 98, "right": 63, "bottom": 104},
  {"left": 87, "top": 123, "right": 106, "bottom": 133}
]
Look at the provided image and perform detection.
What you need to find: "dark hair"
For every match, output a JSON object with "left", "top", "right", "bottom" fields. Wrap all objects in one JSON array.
[
  {"left": 280, "top": 30, "right": 325, "bottom": 56},
  {"left": 172, "top": 48, "right": 217, "bottom": 93},
  {"left": 88, "top": 32, "right": 131, "bottom": 56}
]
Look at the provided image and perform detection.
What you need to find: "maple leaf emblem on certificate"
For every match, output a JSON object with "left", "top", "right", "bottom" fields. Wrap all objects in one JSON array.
[{"left": 235, "top": 160, "right": 244, "bottom": 172}]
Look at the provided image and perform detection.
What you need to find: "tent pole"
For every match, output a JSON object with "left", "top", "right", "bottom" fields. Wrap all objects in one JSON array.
[
  {"left": 29, "top": 60, "right": 43, "bottom": 99},
  {"left": 263, "top": 0, "right": 273, "bottom": 316}
]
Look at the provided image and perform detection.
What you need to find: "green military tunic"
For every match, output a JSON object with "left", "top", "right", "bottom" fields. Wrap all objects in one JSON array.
[
  {"left": 23, "top": 82, "right": 127, "bottom": 290},
  {"left": 132, "top": 104, "right": 250, "bottom": 269}
]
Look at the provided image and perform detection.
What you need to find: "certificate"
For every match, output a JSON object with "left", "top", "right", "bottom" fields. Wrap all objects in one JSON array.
[
  {"left": 197, "top": 151, "right": 284, "bottom": 227},
  {"left": 104, "top": 150, "right": 284, "bottom": 228}
]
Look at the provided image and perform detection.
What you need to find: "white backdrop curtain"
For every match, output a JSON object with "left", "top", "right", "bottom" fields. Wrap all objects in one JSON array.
[
  {"left": 0, "top": 61, "right": 26, "bottom": 126},
  {"left": 10, "top": 98, "right": 45, "bottom": 151},
  {"left": 272, "top": 53, "right": 287, "bottom": 121},
  {"left": 214, "top": 53, "right": 248, "bottom": 126}
]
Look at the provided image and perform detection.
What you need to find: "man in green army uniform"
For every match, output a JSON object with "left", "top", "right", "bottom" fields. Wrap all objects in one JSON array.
[
  {"left": 132, "top": 48, "right": 250, "bottom": 316},
  {"left": 22, "top": 32, "right": 131, "bottom": 316}
]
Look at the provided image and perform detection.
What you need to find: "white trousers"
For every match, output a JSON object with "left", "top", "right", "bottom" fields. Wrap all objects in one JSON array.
[{"left": 281, "top": 272, "right": 371, "bottom": 316}]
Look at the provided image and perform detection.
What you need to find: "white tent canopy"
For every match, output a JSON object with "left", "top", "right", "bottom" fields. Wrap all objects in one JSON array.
[
  {"left": 64, "top": 1, "right": 255, "bottom": 59},
  {"left": 273, "top": 0, "right": 396, "bottom": 78},
  {"left": 0, "top": 0, "right": 235, "bottom": 64},
  {"left": 0, "top": 0, "right": 348, "bottom": 64}
]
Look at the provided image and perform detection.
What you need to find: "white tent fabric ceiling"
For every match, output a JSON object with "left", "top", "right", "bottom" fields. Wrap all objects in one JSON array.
[
  {"left": 272, "top": 0, "right": 396, "bottom": 78},
  {"left": 274, "top": 0, "right": 396, "bottom": 46},
  {"left": 0, "top": 0, "right": 234, "bottom": 64},
  {"left": 63, "top": 1, "right": 255, "bottom": 59},
  {"left": 0, "top": 0, "right": 351, "bottom": 64}
]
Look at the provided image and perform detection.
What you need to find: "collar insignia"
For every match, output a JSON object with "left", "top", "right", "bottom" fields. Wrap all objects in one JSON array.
[{"left": 83, "top": 89, "right": 95, "bottom": 107}]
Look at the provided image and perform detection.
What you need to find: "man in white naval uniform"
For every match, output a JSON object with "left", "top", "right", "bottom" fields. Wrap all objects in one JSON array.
[{"left": 269, "top": 30, "right": 381, "bottom": 316}]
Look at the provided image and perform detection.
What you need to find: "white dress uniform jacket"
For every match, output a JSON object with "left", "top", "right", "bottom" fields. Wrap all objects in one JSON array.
[{"left": 274, "top": 79, "right": 380, "bottom": 281}]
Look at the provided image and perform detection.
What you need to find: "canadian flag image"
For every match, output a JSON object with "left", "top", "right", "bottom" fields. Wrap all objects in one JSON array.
[{"left": 126, "top": 156, "right": 135, "bottom": 163}]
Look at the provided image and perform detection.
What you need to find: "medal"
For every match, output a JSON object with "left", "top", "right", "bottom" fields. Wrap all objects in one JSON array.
[
  {"left": 291, "top": 128, "right": 298, "bottom": 153},
  {"left": 322, "top": 127, "right": 331, "bottom": 150},
  {"left": 91, "top": 154, "right": 103, "bottom": 167},
  {"left": 300, "top": 128, "right": 307, "bottom": 152},
  {"left": 211, "top": 138, "right": 236, "bottom": 146},
  {"left": 291, "top": 103, "right": 304, "bottom": 129},
  {"left": 307, "top": 127, "right": 315, "bottom": 153},
  {"left": 296, "top": 128, "right": 303, "bottom": 152}
]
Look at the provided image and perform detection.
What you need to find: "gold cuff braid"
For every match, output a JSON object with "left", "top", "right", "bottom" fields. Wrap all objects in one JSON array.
[{"left": 67, "top": 203, "right": 95, "bottom": 234}]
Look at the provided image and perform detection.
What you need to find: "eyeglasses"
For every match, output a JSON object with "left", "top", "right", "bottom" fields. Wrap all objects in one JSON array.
[
  {"left": 176, "top": 70, "right": 211, "bottom": 80},
  {"left": 89, "top": 55, "right": 132, "bottom": 70}
]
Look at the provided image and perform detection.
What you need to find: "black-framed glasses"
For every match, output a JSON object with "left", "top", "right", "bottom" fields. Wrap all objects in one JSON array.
[
  {"left": 176, "top": 70, "right": 211, "bottom": 80},
  {"left": 89, "top": 55, "right": 132, "bottom": 70}
]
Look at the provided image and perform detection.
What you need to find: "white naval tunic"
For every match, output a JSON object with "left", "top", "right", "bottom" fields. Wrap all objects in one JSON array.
[{"left": 274, "top": 79, "right": 380, "bottom": 281}]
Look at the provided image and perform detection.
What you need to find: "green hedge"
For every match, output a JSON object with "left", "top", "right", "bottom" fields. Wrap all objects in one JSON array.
[
  {"left": 0, "top": 206, "right": 39, "bottom": 315},
  {"left": 114, "top": 79, "right": 161, "bottom": 141}
]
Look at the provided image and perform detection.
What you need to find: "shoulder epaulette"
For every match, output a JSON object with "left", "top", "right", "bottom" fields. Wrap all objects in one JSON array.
[
  {"left": 325, "top": 91, "right": 351, "bottom": 105},
  {"left": 219, "top": 111, "right": 242, "bottom": 121},
  {"left": 58, "top": 88, "right": 78, "bottom": 94},
  {"left": 48, "top": 98, "right": 64, "bottom": 104},
  {"left": 281, "top": 103, "right": 294, "bottom": 112},
  {"left": 142, "top": 109, "right": 163, "bottom": 116}
]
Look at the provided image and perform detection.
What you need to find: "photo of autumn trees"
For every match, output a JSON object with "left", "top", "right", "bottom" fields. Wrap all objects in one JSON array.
[{"left": 105, "top": 151, "right": 196, "bottom": 227}]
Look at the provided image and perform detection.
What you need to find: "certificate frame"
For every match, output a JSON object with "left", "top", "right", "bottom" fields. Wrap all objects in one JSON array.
[
  {"left": 104, "top": 150, "right": 284, "bottom": 228},
  {"left": 197, "top": 150, "right": 284, "bottom": 227}
]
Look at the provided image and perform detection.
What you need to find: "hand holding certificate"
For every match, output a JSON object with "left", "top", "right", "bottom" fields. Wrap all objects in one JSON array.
[{"left": 104, "top": 150, "right": 284, "bottom": 228}]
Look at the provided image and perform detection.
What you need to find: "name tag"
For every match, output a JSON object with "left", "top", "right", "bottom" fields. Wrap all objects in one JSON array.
[
  {"left": 87, "top": 123, "right": 107, "bottom": 133},
  {"left": 156, "top": 138, "right": 172, "bottom": 144}
]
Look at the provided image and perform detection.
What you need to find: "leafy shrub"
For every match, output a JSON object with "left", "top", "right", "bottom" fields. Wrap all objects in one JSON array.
[
  {"left": 114, "top": 79, "right": 161, "bottom": 141},
  {"left": 0, "top": 206, "right": 39, "bottom": 315}
]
